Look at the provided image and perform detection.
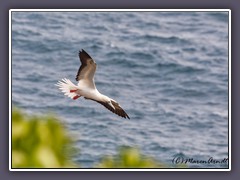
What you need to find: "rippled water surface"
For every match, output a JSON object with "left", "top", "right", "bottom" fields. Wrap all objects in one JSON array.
[{"left": 12, "top": 11, "right": 229, "bottom": 168}]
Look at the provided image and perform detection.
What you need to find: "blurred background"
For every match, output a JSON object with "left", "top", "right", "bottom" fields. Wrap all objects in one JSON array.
[{"left": 11, "top": 11, "right": 229, "bottom": 168}]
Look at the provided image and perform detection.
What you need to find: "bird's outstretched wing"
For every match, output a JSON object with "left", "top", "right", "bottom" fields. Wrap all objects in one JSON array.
[
  {"left": 96, "top": 100, "right": 130, "bottom": 119},
  {"left": 76, "top": 49, "right": 97, "bottom": 88}
]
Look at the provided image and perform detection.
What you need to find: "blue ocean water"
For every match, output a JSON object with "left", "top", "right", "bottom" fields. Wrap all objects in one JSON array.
[{"left": 11, "top": 11, "right": 229, "bottom": 168}]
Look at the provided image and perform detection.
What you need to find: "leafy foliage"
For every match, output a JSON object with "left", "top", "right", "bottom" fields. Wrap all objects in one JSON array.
[
  {"left": 96, "top": 146, "right": 168, "bottom": 168},
  {"left": 12, "top": 108, "right": 77, "bottom": 168},
  {"left": 12, "top": 108, "right": 182, "bottom": 168}
]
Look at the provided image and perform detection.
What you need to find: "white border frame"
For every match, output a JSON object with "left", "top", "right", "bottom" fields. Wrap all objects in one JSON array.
[{"left": 9, "top": 9, "right": 231, "bottom": 171}]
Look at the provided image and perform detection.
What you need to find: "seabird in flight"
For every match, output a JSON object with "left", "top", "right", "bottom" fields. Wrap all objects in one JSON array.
[{"left": 56, "top": 49, "right": 130, "bottom": 119}]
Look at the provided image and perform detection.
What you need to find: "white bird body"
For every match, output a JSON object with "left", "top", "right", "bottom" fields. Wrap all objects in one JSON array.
[{"left": 56, "top": 49, "right": 130, "bottom": 119}]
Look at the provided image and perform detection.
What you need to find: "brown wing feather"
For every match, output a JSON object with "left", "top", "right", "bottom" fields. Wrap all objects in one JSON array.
[
  {"left": 76, "top": 49, "right": 96, "bottom": 81},
  {"left": 96, "top": 100, "right": 130, "bottom": 119}
]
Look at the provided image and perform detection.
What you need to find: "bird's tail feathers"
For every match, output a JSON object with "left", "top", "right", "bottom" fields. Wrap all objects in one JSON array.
[{"left": 55, "top": 78, "right": 80, "bottom": 99}]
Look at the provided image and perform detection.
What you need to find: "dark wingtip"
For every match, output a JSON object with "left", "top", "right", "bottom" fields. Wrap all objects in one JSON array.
[
  {"left": 78, "top": 49, "right": 84, "bottom": 54},
  {"left": 123, "top": 113, "right": 130, "bottom": 119},
  {"left": 79, "top": 49, "right": 92, "bottom": 59},
  {"left": 81, "top": 49, "right": 87, "bottom": 54}
]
